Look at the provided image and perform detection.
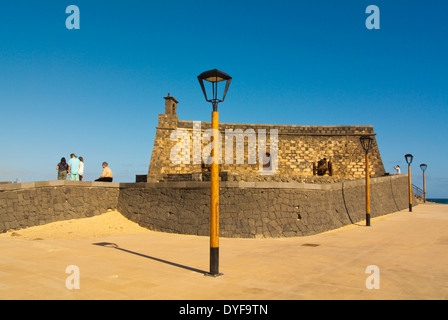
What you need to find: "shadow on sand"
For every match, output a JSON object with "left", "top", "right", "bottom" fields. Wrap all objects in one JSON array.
[{"left": 92, "top": 242, "right": 207, "bottom": 275}]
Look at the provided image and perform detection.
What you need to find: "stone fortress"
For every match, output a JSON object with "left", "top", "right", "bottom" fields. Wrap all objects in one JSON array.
[
  {"left": 147, "top": 94, "right": 385, "bottom": 183},
  {"left": 0, "top": 95, "right": 415, "bottom": 238}
]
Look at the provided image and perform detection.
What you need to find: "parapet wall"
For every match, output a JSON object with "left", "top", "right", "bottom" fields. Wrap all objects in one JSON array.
[
  {"left": 0, "top": 181, "right": 119, "bottom": 232},
  {"left": 118, "top": 174, "right": 415, "bottom": 238},
  {"left": 0, "top": 175, "right": 416, "bottom": 238}
]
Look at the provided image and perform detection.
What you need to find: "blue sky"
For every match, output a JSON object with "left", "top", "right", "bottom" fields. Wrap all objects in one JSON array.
[{"left": 0, "top": 0, "right": 447, "bottom": 197}]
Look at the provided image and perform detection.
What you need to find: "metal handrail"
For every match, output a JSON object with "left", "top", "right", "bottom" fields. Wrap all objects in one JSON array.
[{"left": 412, "top": 184, "right": 424, "bottom": 199}]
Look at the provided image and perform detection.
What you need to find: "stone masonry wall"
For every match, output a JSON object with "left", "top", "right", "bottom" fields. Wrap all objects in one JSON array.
[
  {"left": 0, "top": 181, "right": 119, "bottom": 233},
  {"left": 118, "top": 174, "right": 416, "bottom": 238},
  {"left": 0, "top": 175, "right": 415, "bottom": 238},
  {"left": 148, "top": 114, "right": 386, "bottom": 180}
]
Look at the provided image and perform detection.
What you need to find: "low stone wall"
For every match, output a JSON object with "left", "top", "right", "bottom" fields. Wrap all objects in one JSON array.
[
  {"left": 118, "top": 174, "right": 417, "bottom": 238},
  {"left": 0, "top": 175, "right": 416, "bottom": 238},
  {"left": 0, "top": 181, "right": 119, "bottom": 233}
]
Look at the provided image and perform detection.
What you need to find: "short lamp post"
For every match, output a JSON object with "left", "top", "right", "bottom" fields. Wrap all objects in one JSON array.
[
  {"left": 420, "top": 164, "right": 427, "bottom": 203},
  {"left": 360, "top": 135, "right": 374, "bottom": 226},
  {"left": 405, "top": 154, "right": 414, "bottom": 212},
  {"left": 197, "top": 69, "right": 232, "bottom": 277}
]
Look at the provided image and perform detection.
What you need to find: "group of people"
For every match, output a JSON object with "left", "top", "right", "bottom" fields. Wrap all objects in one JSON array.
[{"left": 56, "top": 154, "right": 113, "bottom": 182}]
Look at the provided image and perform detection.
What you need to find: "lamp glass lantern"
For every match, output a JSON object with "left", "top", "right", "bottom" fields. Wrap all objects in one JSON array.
[
  {"left": 197, "top": 69, "right": 232, "bottom": 110},
  {"left": 360, "top": 135, "right": 374, "bottom": 153},
  {"left": 420, "top": 164, "right": 427, "bottom": 172},
  {"left": 405, "top": 154, "right": 414, "bottom": 165}
]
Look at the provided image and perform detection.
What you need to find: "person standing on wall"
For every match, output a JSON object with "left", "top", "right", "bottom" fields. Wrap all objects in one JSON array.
[
  {"left": 56, "top": 157, "right": 69, "bottom": 180},
  {"left": 95, "top": 162, "right": 113, "bottom": 182},
  {"left": 79, "top": 156, "right": 85, "bottom": 181},
  {"left": 67, "top": 153, "right": 81, "bottom": 181}
]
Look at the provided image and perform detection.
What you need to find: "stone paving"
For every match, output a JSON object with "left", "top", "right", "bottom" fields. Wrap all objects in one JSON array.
[{"left": 0, "top": 203, "right": 447, "bottom": 300}]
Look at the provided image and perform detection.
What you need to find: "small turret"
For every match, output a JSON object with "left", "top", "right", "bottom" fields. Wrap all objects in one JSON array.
[{"left": 164, "top": 93, "right": 179, "bottom": 115}]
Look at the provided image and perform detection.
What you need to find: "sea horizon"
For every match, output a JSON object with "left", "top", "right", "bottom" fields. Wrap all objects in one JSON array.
[{"left": 426, "top": 198, "right": 448, "bottom": 204}]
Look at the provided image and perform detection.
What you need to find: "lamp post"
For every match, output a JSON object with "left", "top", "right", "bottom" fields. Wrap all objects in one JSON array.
[
  {"left": 360, "top": 135, "right": 374, "bottom": 226},
  {"left": 420, "top": 164, "right": 427, "bottom": 203},
  {"left": 197, "top": 69, "right": 232, "bottom": 277},
  {"left": 405, "top": 154, "right": 414, "bottom": 212}
]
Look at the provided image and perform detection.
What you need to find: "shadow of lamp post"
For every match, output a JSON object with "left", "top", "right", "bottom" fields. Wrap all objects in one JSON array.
[
  {"left": 420, "top": 163, "right": 427, "bottom": 203},
  {"left": 197, "top": 69, "right": 232, "bottom": 277},
  {"left": 405, "top": 154, "right": 414, "bottom": 212},
  {"left": 360, "top": 135, "right": 374, "bottom": 226}
]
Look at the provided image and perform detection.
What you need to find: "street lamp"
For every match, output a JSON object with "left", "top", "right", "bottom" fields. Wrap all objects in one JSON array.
[
  {"left": 405, "top": 154, "right": 414, "bottom": 212},
  {"left": 360, "top": 135, "right": 374, "bottom": 226},
  {"left": 420, "top": 164, "right": 427, "bottom": 203},
  {"left": 198, "top": 69, "right": 232, "bottom": 111},
  {"left": 197, "top": 69, "right": 232, "bottom": 277}
]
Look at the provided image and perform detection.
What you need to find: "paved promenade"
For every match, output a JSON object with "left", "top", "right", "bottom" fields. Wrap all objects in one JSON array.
[{"left": 0, "top": 203, "right": 447, "bottom": 300}]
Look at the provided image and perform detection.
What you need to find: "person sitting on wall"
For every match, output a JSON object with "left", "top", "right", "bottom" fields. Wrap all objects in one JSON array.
[
  {"left": 394, "top": 165, "right": 401, "bottom": 175},
  {"left": 95, "top": 162, "right": 113, "bottom": 182}
]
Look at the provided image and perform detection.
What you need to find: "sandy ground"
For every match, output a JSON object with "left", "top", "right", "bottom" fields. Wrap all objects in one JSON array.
[
  {"left": 0, "top": 210, "right": 150, "bottom": 240},
  {"left": 0, "top": 204, "right": 447, "bottom": 300}
]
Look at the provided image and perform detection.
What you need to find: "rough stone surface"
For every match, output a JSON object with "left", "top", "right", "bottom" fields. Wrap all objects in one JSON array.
[
  {"left": 0, "top": 175, "right": 416, "bottom": 238},
  {"left": 0, "top": 181, "right": 119, "bottom": 233},
  {"left": 117, "top": 175, "right": 416, "bottom": 238}
]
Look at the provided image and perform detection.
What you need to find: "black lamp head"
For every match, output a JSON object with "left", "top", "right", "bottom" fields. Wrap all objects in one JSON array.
[
  {"left": 197, "top": 69, "right": 232, "bottom": 107},
  {"left": 405, "top": 154, "right": 414, "bottom": 165},
  {"left": 360, "top": 135, "right": 374, "bottom": 153}
]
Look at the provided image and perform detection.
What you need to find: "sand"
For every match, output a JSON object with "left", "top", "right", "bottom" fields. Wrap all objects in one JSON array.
[{"left": 0, "top": 210, "right": 150, "bottom": 240}]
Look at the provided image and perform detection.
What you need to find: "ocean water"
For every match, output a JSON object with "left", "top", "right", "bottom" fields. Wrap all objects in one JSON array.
[{"left": 427, "top": 199, "right": 448, "bottom": 204}]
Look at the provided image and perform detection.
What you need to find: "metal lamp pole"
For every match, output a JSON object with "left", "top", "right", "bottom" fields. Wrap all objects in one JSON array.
[
  {"left": 360, "top": 135, "right": 374, "bottom": 226},
  {"left": 420, "top": 164, "right": 427, "bottom": 203},
  {"left": 405, "top": 154, "right": 414, "bottom": 212},
  {"left": 197, "top": 69, "right": 232, "bottom": 277}
]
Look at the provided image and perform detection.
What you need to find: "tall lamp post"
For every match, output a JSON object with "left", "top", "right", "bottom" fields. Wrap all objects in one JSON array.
[
  {"left": 420, "top": 164, "right": 427, "bottom": 203},
  {"left": 197, "top": 69, "right": 232, "bottom": 277},
  {"left": 405, "top": 154, "right": 414, "bottom": 212},
  {"left": 360, "top": 135, "right": 374, "bottom": 226}
]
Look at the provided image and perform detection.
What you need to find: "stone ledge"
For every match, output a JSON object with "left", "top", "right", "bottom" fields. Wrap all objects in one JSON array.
[
  {"left": 0, "top": 180, "right": 120, "bottom": 191},
  {"left": 118, "top": 174, "right": 406, "bottom": 190},
  {"left": 0, "top": 175, "right": 408, "bottom": 192},
  {"left": 342, "top": 174, "right": 408, "bottom": 188}
]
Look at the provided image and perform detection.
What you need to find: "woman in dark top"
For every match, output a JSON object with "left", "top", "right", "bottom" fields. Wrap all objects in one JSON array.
[{"left": 56, "top": 157, "right": 69, "bottom": 180}]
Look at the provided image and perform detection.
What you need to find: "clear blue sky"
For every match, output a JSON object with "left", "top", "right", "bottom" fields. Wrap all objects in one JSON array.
[{"left": 1, "top": 1, "right": 447, "bottom": 197}]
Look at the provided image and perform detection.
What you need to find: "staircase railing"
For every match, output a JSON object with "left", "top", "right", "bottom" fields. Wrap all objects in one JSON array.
[{"left": 412, "top": 184, "right": 424, "bottom": 199}]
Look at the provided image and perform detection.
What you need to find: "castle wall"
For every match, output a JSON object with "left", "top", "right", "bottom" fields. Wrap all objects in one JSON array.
[
  {"left": 1, "top": 175, "right": 416, "bottom": 238},
  {"left": 118, "top": 174, "right": 415, "bottom": 238},
  {"left": 148, "top": 115, "right": 386, "bottom": 179}
]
